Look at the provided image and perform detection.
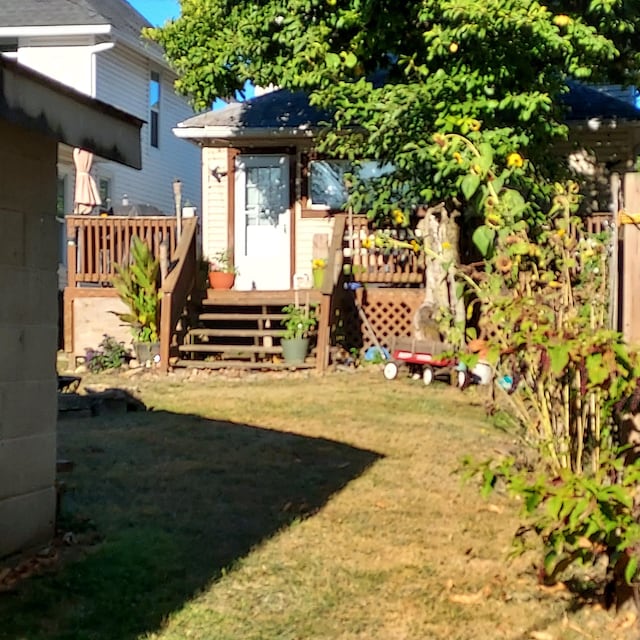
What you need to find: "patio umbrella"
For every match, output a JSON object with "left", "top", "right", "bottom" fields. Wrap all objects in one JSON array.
[{"left": 73, "top": 147, "right": 101, "bottom": 214}]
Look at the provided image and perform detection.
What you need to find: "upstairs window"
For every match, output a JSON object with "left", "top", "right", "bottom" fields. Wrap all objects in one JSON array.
[{"left": 149, "top": 71, "right": 161, "bottom": 148}]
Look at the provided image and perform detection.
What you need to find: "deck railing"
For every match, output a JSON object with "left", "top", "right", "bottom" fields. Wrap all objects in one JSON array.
[
  {"left": 342, "top": 213, "right": 612, "bottom": 285},
  {"left": 344, "top": 215, "right": 425, "bottom": 284},
  {"left": 66, "top": 215, "right": 178, "bottom": 287}
]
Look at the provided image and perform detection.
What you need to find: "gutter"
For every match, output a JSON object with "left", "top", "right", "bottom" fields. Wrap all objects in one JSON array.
[
  {"left": 0, "top": 25, "right": 112, "bottom": 38},
  {"left": 173, "top": 125, "right": 318, "bottom": 141}
]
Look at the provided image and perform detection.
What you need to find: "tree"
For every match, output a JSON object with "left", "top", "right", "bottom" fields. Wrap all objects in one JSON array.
[{"left": 148, "top": 0, "right": 640, "bottom": 320}]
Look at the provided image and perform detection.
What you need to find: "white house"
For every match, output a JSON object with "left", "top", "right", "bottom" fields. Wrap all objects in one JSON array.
[{"left": 0, "top": 0, "right": 201, "bottom": 220}]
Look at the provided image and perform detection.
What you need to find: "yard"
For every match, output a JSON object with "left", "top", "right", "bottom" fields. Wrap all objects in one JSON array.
[{"left": 1, "top": 368, "right": 636, "bottom": 639}]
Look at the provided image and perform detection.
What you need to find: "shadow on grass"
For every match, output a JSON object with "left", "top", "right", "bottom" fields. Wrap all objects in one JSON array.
[{"left": 1, "top": 399, "right": 382, "bottom": 640}]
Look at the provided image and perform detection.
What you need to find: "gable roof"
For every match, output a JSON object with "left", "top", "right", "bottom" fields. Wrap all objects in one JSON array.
[
  {"left": 0, "top": 0, "right": 150, "bottom": 32},
  {"left": 181, "top": 90, "right": 327, "bottom": 130},
  {"left": 0, "top": 0, "right": 164, "bottom": 63},
  {"left": 176, "top": 81, "right": 640, "bottom": 142}
]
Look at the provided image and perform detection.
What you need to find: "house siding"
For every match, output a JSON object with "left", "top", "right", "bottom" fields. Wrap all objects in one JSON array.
[
  {"left": 93, "top": 47, "right": 200, "bottom": 215},
  {"left": 202, "top": 147, "right": 229, "bottom": 261},
  {"left": 16, "top": 39, "right": 94, "bottom": 95},
  {"left": 0, "top": 121, "right": 58, "bottom": 558}
]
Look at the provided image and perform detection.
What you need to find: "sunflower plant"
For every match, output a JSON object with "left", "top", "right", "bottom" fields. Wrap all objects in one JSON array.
[{"left": 441, "top": 135, "right": 640, "bottom": 601}]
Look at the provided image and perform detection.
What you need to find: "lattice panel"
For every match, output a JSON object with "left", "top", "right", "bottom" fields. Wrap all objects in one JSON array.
[{"left": 332, "top": 287, "right": 424, "bottom": 354}]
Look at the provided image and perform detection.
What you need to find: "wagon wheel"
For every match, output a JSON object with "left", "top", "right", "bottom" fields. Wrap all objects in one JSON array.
[
  {"left": 422, "top": 365, "right": 435, "bottom": 386},
  {"left": 457, "top": 368, "right": 470, "bottom": 389},
  {"left": 383, "top": 361, "right": 399, "bottom": 380}
]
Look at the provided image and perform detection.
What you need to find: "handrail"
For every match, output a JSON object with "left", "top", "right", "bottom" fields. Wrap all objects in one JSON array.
[{"left": 159, "top": 217, "right": 198, "bottom": 372}]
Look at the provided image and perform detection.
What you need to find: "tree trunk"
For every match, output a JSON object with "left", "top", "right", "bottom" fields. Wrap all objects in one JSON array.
[{"left": 414, "top": 204, "right": 464, "bottom": 343}]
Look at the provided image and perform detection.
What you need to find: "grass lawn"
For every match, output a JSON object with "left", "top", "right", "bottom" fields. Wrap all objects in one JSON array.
[{"left": 1, "top": 368, "right": 635, "bottom": 639}]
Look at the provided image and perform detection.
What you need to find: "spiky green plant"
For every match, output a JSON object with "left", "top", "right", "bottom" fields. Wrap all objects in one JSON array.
[{"left": 112, "top": 236, "right": 162, "bottom": 343}]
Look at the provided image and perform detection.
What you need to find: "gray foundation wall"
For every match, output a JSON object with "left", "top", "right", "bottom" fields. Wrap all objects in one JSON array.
[{"left": 0, "top": 121, "right": 58, "bottom": 557}]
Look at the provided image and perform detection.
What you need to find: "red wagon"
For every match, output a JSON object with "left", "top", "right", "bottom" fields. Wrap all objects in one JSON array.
[{"left": 382, "top": 337, "right": 468, "bottom": 387}]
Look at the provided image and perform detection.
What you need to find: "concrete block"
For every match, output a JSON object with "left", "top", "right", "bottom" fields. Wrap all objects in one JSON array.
[
  {"left": 0, "top": 432, "right": 56, "bottom": 501},
  {"left": 0, "top": 267, "right": 56, "bottom": 325},
  {"left": 0, "top": 487, "right": 56, "bottom": 558},
  {"left": 0, "top": 209, "right": 25, "bottom": 267},
  {"left": 24, "top": 208, "right": 58, "bottom": 271},
  {"left": 0, "top": 379, "right": 57, "bottom": 440},
  {"left": 0, "top": 325, "right": 57, "bottom": 384}
]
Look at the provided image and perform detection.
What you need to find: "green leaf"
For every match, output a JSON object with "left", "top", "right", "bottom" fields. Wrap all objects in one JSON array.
[
  {"left": 548, "top": 345, "right": 570, "bottom": 374},
  {"left": 472, "top": 225, "right": 495, "bottom": 257},
  {"left": 585, "top": 353, "right": 610, "bottom": 386},
  {"left": 461, "top": 173, "right": 480, "bottom": 200},
  {"left": 625, "top": 556, "right": 638, "bottom": 585}
]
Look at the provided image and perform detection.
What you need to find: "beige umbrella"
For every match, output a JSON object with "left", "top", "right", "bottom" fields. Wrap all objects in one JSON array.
[{"left": 73, "top": 147, "right": 102, "bottom": 214}]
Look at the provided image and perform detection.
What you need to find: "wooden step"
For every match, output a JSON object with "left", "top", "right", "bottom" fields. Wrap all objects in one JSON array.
[
  {"left": 187, "top": 328, "right": 284, "bottom": 338},
  {"left": 202, "top": 290, "right": 322, "bottom": 305},
  {"left": 178, "top": 344, "right": 283, "bottom": 355},
  {"left": 197, "top": 312, "right": 287, "bottom": 322},
  {"left": 174, "top": 359, "right": 315, "bottom": 370}
]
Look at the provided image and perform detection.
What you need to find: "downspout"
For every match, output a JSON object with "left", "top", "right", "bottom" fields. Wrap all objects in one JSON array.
[{"left": 89, "top": 42, "right": 114, "bottom": 98}]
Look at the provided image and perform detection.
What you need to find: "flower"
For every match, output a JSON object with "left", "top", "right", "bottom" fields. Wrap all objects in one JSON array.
[
  {"left": 441, "top": 241, "right": 452, "bottom": 250},
  {"left": 449, "top": 42, "right": 459, "bottom": 53},
  {"left": 507, "top": 152, "right": 524, "bottom": 168},
  {"left": 208, "top": 249, "right": 238, "bottom": 274},
  {"left": 312, "top": 258, "right": 327, "bottom": 269},
  {"left": 392, "top": 209, "right": 406, "bottom": 225},
  {"left": 553, "top": 14, "right": 571, "bottom": 27},
  {"left": 453, "top": 152, "right": 463, "bottom": 164},
  {"left": 495, "top": 255, "right": 513, "bottom": 273},
  {"left": 469, "top": 119, "right": 481, "bottom": 132}
]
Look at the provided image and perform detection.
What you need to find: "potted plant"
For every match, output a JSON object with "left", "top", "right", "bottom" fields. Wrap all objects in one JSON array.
[
  {"left": 311, "top": 257, "right": 327, "bottom": 289},
  {"left": 208, "top": 249, "right": 238, "bottom": 290},
  {"left": 112, "top": 235, "right": 162, "bottom": 364},
  {"left": 280, "top": 301, "right": 317, "bottom": 364}
]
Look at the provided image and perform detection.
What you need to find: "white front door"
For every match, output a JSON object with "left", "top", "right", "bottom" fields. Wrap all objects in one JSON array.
[{"left": 234, "top": 155, "right": 291, "bottom": 290}]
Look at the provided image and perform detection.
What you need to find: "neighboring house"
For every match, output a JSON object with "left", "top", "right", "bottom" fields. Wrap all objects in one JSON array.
[
  {"left": 0, "top": 56, "right": 141, "bottom": 558},
  {"left": 174, "top": 82, "right": 640, "bottom": 292},
  {"left": 0, "top": 0, "right": 201, "bottom": 275}
]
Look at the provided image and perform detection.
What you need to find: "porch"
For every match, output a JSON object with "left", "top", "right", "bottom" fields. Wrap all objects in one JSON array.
[
  {"left": 61, "top": 208, "right": 624, "bottom": 374},
  {"left": 61, "top": 212, "right": 428, "bottom": 372}
]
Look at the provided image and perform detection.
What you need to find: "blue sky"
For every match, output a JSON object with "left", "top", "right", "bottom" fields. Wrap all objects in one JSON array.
[
  {"left": 128, "top": 0, "right": 254, "bottom": 104},
  {"left": 129, "top": 0, "right": 180, "bottom": 25}
]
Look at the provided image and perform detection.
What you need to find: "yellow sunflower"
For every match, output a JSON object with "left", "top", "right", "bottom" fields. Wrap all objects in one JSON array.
[
  {"left": 507, "top": 152, "right": 524, "bottom": 168},
  {"left": 553, "top": 14, "right": 571, "bottom": 27},
  {"left": 392, "top": 209, "right": 406, "bottom": 225}
]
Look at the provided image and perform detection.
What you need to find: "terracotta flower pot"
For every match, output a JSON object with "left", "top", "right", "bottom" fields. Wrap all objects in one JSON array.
[{"left": 208, "top": 271, "right": 235, "bottom": 290}]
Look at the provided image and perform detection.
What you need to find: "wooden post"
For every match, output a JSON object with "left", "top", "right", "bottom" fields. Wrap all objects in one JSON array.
[
  {"left": 622, "top": 173, "right": 640, "bottom": 344},
  {"left": 159, "top": 239, "right": 169, "bottom": 284},
  {"left": 159, "top": 290, "right": 171, "bottom": 373},
  {"left": 316, "top": 294, "right": 331, "bottom": 373},
  {"left": 173, "top": 178, "right": 182, "bottom": 242}
]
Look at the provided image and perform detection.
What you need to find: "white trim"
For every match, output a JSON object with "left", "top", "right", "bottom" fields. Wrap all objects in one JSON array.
[
  {"left": 173, "top": 125, "right": 317, "bottom": 141},
  {"left": 0, "top": 25, "right": 112, "bottom": 38}
]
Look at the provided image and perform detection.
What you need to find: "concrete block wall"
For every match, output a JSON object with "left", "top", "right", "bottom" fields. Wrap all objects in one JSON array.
[{"left": 0, "top": 121, "right": 58, "bottom": 557}]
